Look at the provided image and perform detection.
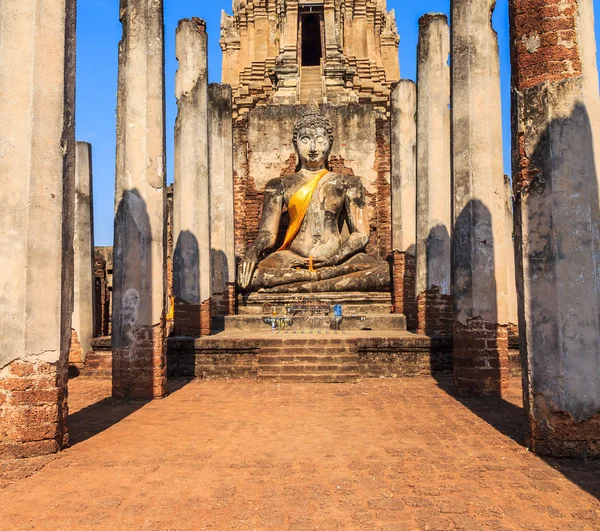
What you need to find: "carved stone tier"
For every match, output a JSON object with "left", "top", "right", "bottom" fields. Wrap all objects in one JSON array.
[
  {"left": 221, "top": 0, "right": 400, "bottom": 116},
  {"left": 224, "top": 313, "right": 406, "bottom": 332},
  {"left": 237, "top": 291, "right": 393, "bottom": 315}
]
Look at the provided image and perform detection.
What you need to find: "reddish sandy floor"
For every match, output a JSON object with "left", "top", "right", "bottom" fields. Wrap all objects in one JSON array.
[{"left": 0, "top": 375, "right": 598, "bottom": 530}]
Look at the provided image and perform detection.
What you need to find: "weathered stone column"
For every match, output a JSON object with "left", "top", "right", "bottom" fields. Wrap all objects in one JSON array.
[
  {"left": 416, "top": 14, "right": 452, "bottom": 337},
  {"left": 0, "top": 0, "right": 76, "bottom": 458},
  {"left": 504, "top": 176, "right": 518, "bottom": 329},
  {"left": 452, "top": 0, "right": 508, "bottom": 396},
  {"left": 112, "top": 0, "right": 167, "bottom": 400},
  {"left": 209, "top": 84, "right": 236, "bottom": 317},
  {"left": 391, "top": 80, "right": 417, "bottom": 330},
  {"left": 173, "top": 18, "right": 211, "bottom": 337},
  {"left": 511, "top": 0, "right": 600, "bottom": 456},
  {"left": 70, "top": 142, "right": 95, "bottom": 367}
]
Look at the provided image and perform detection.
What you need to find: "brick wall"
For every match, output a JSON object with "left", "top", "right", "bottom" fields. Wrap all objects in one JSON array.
[
  {"left": 511, "top": 0, "right": 581, "bottom": 92},
  {"left": 112, "top": 324, "right": 166, "bottom": 400},
  {"left": 211, "top": 284, "right": 236, "bottom": 317},
  {"left": 453, "top": 317, "right": 509, "bottom": 397},
  {"left": 93, "top": 257, "right": 110, "bottom": 337},
  {"left": 68, "top": 330, "right": 84, "bottom": 367},
  {"left": 375, "top": 118, "right": 392, "bottom": 259},
  {"left": 417, "top": 286, "right": 453, "bottom": 337},
  {"left": 0, "top": 359, "right": 68, "bottom": 459},
  {"left": 392, "top": 251, "right": 417, "bottom": 330}
]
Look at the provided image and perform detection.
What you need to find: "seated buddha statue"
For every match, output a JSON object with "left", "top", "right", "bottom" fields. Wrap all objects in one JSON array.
[{"left": 238, "top": 110, "right": 390, "bottom": 293}]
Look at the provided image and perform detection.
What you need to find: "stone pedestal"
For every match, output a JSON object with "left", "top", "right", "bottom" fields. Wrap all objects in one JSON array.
[
  {"left": 112, "top": 0, "right": 167, "bottom": 400},
  {"left": 0, "top": 0, "right": 76, "bottom": 458},
  {"left": 451, "top": 0, "right": 508, "bottom": 396},
  {"left": 173, "top": 18, "right": 211, "bottom": 338},
  {"left": 511, "top": 0, "right": 600, "bottom": 455},
  {"left": 70, "top": 142, "right": 95, "bottom": 367},
  {"left": 416, "top": 14, "right": 452, "bottom": 337},
  {"left": 391, "top": 81, "right": 417, "bottom": 329}
]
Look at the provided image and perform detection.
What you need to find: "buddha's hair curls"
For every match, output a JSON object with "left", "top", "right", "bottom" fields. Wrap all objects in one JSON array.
[{"left": 292, "top": 110, "right": 334, "bottom": 148}]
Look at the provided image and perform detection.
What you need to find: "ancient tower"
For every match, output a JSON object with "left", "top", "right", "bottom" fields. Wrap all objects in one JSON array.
[{"left": 220, "top": 0, "right": 400, "bottom": 115}]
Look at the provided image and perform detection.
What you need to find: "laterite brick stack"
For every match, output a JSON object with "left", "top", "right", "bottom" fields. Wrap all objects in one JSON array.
[
  {"left": 416, "top": 286, "right": 453, "bottom": 337},
  {"left": 453, "top": 318, "right": 509, "bottom": 397},
  {"left": 0, "top": 360, "right": 68, "bottom": 459},
  {"left": 112, "top": 325, "right": 166, "bottom": 400},
  {"left": 392, "top": 250, "right": 417, "bottom": 330}
]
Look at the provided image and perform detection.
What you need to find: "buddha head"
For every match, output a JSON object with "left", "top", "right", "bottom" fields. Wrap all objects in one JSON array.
[{"left": 293, "top": 110, "right": 334, "bottom": 171}]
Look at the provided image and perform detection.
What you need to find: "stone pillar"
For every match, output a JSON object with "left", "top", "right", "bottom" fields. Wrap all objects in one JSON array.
[
  {"left": 511, "top": 0, "right": 600, "bottom": 456},
  {"left": 173, "top": 18, "right": 211, "bottom": 337},
  {"left": 112, "top": 0, "right": 167, "bottom": 400},
  {"left": 391, "top": 80, "right": 417, "bottom": 330},
  {"left": 0, "top": 0, "right": 76, "bottom": 458},
  {"left": 70, "top": 142, "right": 95, "bottom": 367},
  {"left": 416, "top": 14, "right": 452, "bottom": 337},
  {"left": 209, "top": 84, "right": 236, "bottom": 317},
  {"left": 452, "top": 0, "right": 508, "bottom": 396},
  {"left": 504, "top": 176, "right": 518, "bottom": 328}
]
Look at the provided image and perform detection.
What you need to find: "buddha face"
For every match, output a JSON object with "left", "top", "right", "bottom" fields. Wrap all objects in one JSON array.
[{"left": 296, "top": 126, "right": 331, "bottom": 171}]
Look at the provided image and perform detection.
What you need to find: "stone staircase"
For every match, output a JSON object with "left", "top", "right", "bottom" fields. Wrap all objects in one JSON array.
[
  {"left": 299, "top": 65, "right": 323, "bottom": 104},
  {"left": 258, "top": 338, "right": 359, "bottom": 383}
]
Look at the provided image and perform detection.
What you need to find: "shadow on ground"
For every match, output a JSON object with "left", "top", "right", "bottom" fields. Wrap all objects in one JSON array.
[
  {"left": 434, "top": 374, "right": 600, "bottom": 502},
  {"left": 67, "top": 378, "right": 193, "bottom": 446}
]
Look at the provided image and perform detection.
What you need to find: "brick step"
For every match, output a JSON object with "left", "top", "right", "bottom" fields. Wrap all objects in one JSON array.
[
  {"left": 258, "top": 373, "right": 359, "bottom": 383},
  {"left": 259, "top": 345, "right": 355, "bottom": 354},
  {"left": 258, "top": 338, "right": 356, "bottom": 347},
  {"left": 259, "top": 363, "right": 358, "bottom": 374},
  {"left": 259, "top": 355, "right": 357, "bottom": 364}
]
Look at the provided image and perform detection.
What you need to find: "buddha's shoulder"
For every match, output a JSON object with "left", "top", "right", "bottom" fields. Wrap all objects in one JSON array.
[{"left": 331, "top": 173, "right": 365, "bottom": 188}]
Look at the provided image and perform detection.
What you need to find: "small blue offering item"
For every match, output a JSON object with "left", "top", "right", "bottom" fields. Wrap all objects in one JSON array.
[{"left": 334, "top": 304, "right": 343, "bottom": 317}]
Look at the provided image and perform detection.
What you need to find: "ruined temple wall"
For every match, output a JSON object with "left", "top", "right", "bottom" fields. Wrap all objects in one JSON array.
[
  {"left": 221, "top": 0, "right": 400, "bottom": 113},
  {"left": 233, "top": 104, "right": 393, "bottom": 264}
]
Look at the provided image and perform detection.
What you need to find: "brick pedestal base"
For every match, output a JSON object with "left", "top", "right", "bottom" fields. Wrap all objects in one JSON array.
[
  {"left": 0, "top": 359, "right": 68, "bottom": 459},
  {"left": 211, "top": 284, "right": 236, "bottom": 317},
  {"left": 174, "top": 299, "right": 213, "bottom": 337},
  {"left": 68, "top": 329, "right": 84, "bottom": 367},
  {"left": 200, "top": 299, "right": 212, "bottom": 337},
  {"left": 453, "top": 317, "right": 509, "bottom": 397},
  {"left": 417, "top": 286, "right": 453, "bottom": 337},
  {"left": 527, "top": 394, "right": 600, "bottom": 458},
  {"left": 392, "top": 251, "right": 417, "bottom": 330},
  {"left": 112, "top": 324, "right": 166, "bottom": 400}
]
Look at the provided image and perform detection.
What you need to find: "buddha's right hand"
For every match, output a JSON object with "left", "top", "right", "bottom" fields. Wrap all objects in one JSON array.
[{"left": 238, "top": 251, "right": 259, "bottom": 290}]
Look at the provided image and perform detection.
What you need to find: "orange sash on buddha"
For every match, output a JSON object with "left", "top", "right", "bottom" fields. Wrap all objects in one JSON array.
[{"left": 278, "top": 169, "right": 329, "bottom": 251}]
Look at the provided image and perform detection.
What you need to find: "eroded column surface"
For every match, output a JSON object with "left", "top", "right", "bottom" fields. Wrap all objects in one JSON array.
[
  {"left": 391, "top": 80, "right": 417, "bottom": 330},
  {"left": 451, "top": 0, "right": 508, "bottom": 397},
  {"left": 209, "top": 84, "right": 235, "bottom": 317},
  {"left": 0, "top": 0, "right": 76, "bottom": 458},
  {"left": 70, "top": 142, "right": 95, "bottom": 367},
  {"left": 173, "top": 18, "right": 211, "bottom": 337},
  {"left": 416, "top": 15, "right": 452, "bottom": 337},
  {"left": 504, "top": 176, "right": 518, "bottom": 328},
  {"left": 113, "top": 0, "right": 167, "bottom": 400},
  {"left": 511, "top": 0, "right": 600, "bottom": 456}
]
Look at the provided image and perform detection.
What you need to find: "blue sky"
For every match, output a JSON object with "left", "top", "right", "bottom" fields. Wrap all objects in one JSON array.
[{"left": 76, "top": 0, "right": 597, "bottom": 246}]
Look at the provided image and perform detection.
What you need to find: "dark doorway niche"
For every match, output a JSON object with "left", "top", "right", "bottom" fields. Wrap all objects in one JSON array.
[{"left": 301, "top": 14, "right": 322, "bottom": 66}]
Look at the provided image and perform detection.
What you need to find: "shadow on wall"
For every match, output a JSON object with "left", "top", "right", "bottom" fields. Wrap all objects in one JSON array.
[
  {"left": 426, "top": 224, "right": 450, "bottom": 293},
  {"left": 453, "top": 199, "right": 497, "bottom": 323},
  {"left": 211, "top": 248, "right": 229, "bottom": 293},
  {"left": 112, "top": 188, "right": 153, "bottom": 350},
  {"left": 173, "top": 230, "right": 200, "bottom": 338}
]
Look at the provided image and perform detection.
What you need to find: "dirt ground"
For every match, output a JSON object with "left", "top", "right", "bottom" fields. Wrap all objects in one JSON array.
[{"left": 0, "top": 375, "right": 598, "bottom": 530}]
